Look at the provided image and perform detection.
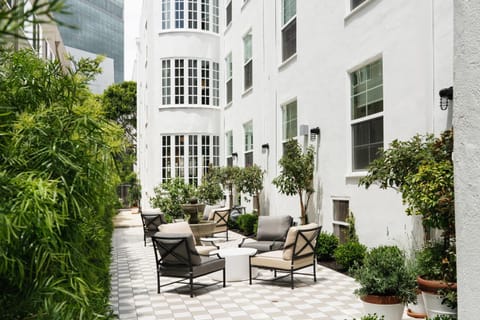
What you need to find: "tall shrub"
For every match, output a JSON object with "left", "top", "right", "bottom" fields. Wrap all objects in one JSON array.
[{"left": 0, "top": 49, "right": 121, "bottom": 319}]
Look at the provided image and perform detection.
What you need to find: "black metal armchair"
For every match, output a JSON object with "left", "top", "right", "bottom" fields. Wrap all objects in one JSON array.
[
  {"left": 151, "top": 233, "right": 226, "bottom": 297},
  {"left": 238, "top": 215, "right": 293, "bottom": 252},
  {"left": 141, "top": 212, "right": 166, "bottom": 246}
]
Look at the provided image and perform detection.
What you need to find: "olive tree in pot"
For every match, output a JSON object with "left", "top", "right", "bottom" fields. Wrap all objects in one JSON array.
[
  {"left": 234, "top": 164, "right": 264, "bottom": 215},
  {"left": 359, "top": 130, "right": 456, "bottom": 317},
  {"left": 150, "top": 177, "right": 197, "bottom": 222},
  {"left": 351, "top": 246, "right": 417, "bottom": 320}
]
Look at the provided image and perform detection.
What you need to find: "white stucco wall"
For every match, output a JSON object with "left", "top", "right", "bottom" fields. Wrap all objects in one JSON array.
[{"left": 454, "top": 1, "right": 480, "bottom": 317}]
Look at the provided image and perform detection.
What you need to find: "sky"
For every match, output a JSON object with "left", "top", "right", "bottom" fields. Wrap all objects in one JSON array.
[{"left": 123, "top": 0, "right": 142, "bottom": 81}]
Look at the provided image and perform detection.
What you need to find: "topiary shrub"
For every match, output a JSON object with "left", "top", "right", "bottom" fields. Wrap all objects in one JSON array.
[
  {"left": 315, "top": 232, "right": 339, "bottom": 261},
  {"left": 334, "top": 241, "right": 367, "bottom": 272},
  {"left": 237, "top": 213, "right": 258, "bottom": 235},
  {"left": 352, "top": 314, "right": 385, "bottom": 320}
]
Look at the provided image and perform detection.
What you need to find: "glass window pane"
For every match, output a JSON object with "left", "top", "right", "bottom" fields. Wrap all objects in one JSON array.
[
  {"left": 283, "top": 0, "right": 296, "bottom": 25},
  {"left": 282, "top": 18, "right": 296, "bottom": 61},
  {"left": 244, "top": 33, "right": 252, "bottom": 62}
]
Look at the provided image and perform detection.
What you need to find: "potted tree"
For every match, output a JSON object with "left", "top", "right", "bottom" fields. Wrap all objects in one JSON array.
[
  {"left": 352, "top": 246, "right": 417, "bottom": 320},
  {"left": 272, "top": 139, "right": 315, "bottom": 225},
  {"left": 359, "top": 130, "right": 456, "bottom": 317},
  {"left": 234, "top": 164, "right": 264, "bottom": 215},
  {"left": 150, "top": 177, "right": 196, "bottom": 222}
]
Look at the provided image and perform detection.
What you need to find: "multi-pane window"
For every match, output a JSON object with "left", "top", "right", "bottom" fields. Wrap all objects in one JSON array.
[
  {"left": 226, "top": 1, "right": 232, "bottom": 26},
  {"left": 243, "top": 32, "right": 253, "bottom": 91},
  {"left": 162, "top": 58, "right": 219, "bottom": 107},
  {"left": 282, "top": 100, "right": 297, "bottom": 141},
  {"left": 351, "top": 0, "right": 366, "bottom": 10},
  {"left": 212, "top": 0, "right": 219, "bottom": 33},
  {"left": 332, "top": 200, "right": 349, "bottom": 244},
  {"left": 161, "top": 0, "right": 219, "bottom": 33},
  {"left": 188, "top": 59, "right": 198, "bottom": 104},
  {"left": 226, "top": 130, "right": 233, "bottom": 167},
  {"left": 174, "top": 59, "right": 185, "bottom": 104},
  {"left": 226, "top": 53, "right": 233, "bottom": 104},
  {"left": 201, "top": 60, "right": 210, "bottom": 105},
  {"left": 162, "top": 134, "right": 219, "bottom": 185},
  {"left": 350, "top": 59, "right": 384, "bottom": 170},
  {"left": 188, "top": 135, "right": 198, "bottom": 185},
  {"left": 175, "top": 135, "right": 185, "bottom": 177},
  {"left": 212, "top": 62, "right": 220, "bottom": 106},
  {"left": 282, "top": 0, "right": 296, "bottom": 62},
  {"left": 175, "top": 0, "right": 185, "bottom": 28},
  {"left": 162, "top": 60, "right": 171, "bottom": 104},
  {"left": 201, "top": 135, "right": 210, "bottom": 176},
  {"left": 201, "top": 0, "right": 209, "bottom": 30},
  {"left": 162, "top": 136, "right": 172, "bottom": 182},
  {"left": 244, "top": 121, "right": 253, "bottom": 167},
  {"left": 188, "top": 0, "right": 197, "bottom": 29},
  {"left": 162, "top": 0, "right": 171, "bottom": 29},
  {"left": 213, "top": 136, "right": 220, "bottom": 166}
]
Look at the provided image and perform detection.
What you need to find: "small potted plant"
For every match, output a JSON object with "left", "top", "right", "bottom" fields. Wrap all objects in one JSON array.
[{"left": 352, "top": 245, "right": 417, "bottom": 320}]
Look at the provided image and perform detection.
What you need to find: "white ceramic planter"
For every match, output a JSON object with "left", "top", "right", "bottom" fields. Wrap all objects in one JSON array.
[
  {"left": 422, "top": 291, "right": 457, "bottom": 319},
  {"left": 362, "top": 300, "right": 405, "bottom": 320}
]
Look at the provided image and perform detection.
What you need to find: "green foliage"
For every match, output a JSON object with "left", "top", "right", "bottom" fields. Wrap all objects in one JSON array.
[
  {"left": 0, "top": 49, "right": 120, "bottom": 318},
  {"left": 235, "top": 165, "right": 264, "bottom": 214},
  {"left": 416, "top": 241, "right": 456, "bottom": 283},
  {"left": 127, "top": 173, "right": 141, "bottom": 207},
  {"left": 237, "top": 214, "right": 258, "bottom": 235},
  {"left": 150, "top": 178, "right": 197, "bottom": 220},
  {"left": 333, "top": 241, "right": 367, "bottom": 272},
  {"left": 352, "top": 246, "right": 417, "bottom": 304},
  {"left": 426, "top": 315, "right": 455, "bottom": 320},
  {"left": 345, "top": 212, "right": 359, "bottom": 243},
  {"left": 197, "top": 169, "right": 224, "bottom": 205},
  {"left": 272, "top": 139, "right": 315, "bottom": 224},
  {"left": 352, "top": 314, "right": 385, "bottom": 320},
  {"left": 315, "top": 232, "right": 339, "bottom": 261},
  {"left": 0, "top": 0, "right": 69, "bottom": 45}
]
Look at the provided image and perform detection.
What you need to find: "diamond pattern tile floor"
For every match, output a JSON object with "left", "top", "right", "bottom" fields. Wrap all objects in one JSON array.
[{"left": 110, "top": 226, "right": 414, "bottom": 319}]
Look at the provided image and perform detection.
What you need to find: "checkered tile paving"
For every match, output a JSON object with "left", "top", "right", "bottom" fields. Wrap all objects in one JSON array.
[{"left": 110, "top": 227, "right": 413, "bottom": 320}]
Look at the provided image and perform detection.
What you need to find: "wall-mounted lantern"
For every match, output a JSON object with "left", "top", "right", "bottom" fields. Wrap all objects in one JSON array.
[
  {"left": 310, "top": 127, "right": 320, "bottom": 141},
  {"left": 231, "top": 152, "right": 238, "bottom": 160},
  {"left": 439, "top": 86, "right": 453, "bottom": 110},
  {"left": 261, "top": 143, "right": 269, "bottom": 152}
]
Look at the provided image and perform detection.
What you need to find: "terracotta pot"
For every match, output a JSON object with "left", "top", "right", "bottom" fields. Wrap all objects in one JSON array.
[
  {"left": 417, "top": 276, "right": 457, "bottom": 318},
  {"left": 360, "top": 295, "right": 405, "bottom": 320},
  {"left": 406, "top": 291, "right": 427, "bottom": 319}
]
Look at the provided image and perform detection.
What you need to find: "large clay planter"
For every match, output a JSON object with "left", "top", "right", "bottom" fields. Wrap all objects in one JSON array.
[
  {"left": 188, "top": 221, "right": 216, "bottom": 243},
  {"left": 417, "top": 276, "right": 457, "bottom": 318},
  {"left": 361, "top": 295, "right": 405, "bottom": 320},
  {"left": 407, "top": 291, "right": 427, "bottom": 319}
]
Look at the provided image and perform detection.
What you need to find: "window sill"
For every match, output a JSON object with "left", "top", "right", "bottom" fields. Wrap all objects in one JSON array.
[
  {"left": 278, "top": 53, "right": 297, "bottom": 71},
  {"left": 344, "top": 0, "right": 379, "bottom": 23},
  {"left": 242, "top": 87, "right": 253, "bottom": 97},
  {"left": 345, "top": 171, "right": 368, "bottom": 179},
  {"left": 158, "top": 29, "right": 220, "bottom": 37},
  {"left": 224, "top": 102, "right": 233, "bottom": 110},
  {"left": 157, "top": 105, "right": 221, "bottom": 111}
]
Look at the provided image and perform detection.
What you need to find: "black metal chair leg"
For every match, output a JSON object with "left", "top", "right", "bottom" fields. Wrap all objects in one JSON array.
[
  {"left": 274, "top": 269, "right": 277, "bottom": 278},
  {"left": 313, "top": 259, "right": 317, "bottom": 282},
  {"left": 190, "top": 275, "right": 194, "bottom": 298},
  {"left": 223, "top": 268, "right": 226, "bottom": 287},
  {"left": 291, "top": 269, "right": 294, "bottom": 289},
  {"left": 157, "top": 271, "right": 160, "bottom": 294},
  {"left": 249, "top": 258, "right": 252, "bottom": 285}
]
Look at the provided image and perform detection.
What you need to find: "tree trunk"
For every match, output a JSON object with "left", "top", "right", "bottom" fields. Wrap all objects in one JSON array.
[
  {"left": 299, "top": 191, "right": 306, "bottom": 225},
  {"left": 254, "top": 192, "right": 260, "bottom": 216}
]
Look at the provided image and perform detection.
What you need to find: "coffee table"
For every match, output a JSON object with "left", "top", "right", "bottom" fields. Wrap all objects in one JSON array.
[{"left": 210, "top": 247, "right": 258, "bottom": 281}]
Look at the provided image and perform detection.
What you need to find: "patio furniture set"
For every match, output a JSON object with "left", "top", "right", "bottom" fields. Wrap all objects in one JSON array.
[{"left": 141, "top": 209, "right": 321, "bottom": 297}]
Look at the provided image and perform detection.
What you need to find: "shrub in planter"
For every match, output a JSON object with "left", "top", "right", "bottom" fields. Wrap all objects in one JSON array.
[
  {"left": 333, "top": 241, "right": 367, "bottom": 272},
  {"left": 237, "top": 213, "right": 258, "bottom": 235},
  {"left": 353, "top": 314, "right": 385, "bottom": 320},
  {"left": 315, "top": 232, "right": 339, "bottom": 261},
  {"left": 150, "top": 178, "right": 197, "bottom": 220}
]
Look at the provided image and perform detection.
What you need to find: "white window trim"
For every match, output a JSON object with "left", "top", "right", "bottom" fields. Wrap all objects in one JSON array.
[
  {"left": 280, "top": 0, "right": 297, "bottom": 63},
  {"left": 225, "top": 0, "right": 233, "bottom": 28},
  {"left": 281, "top": 98, "right": 298, "bottom": 143},
  {"left": 344, "top": 0, "right": 379, "bottom": 22},
  {"left": 225, "top": 52, "right": 233, "bottom": 104},
  {"left": 160, "top": 0, "right": 219, "bottom": 33},
  {"left": 243, "top": 29, "right": 253, "bottom": 92}
]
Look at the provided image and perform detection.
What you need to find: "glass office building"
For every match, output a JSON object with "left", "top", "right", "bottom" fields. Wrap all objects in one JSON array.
[{"left": 59, "top": 0, "right": 124, "bottom": 83}]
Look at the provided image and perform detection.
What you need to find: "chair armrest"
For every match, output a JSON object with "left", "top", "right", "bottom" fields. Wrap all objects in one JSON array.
[
  {"left": 201, "top": 239, "right": 220, "bottom": 249},
  {"left": 238, "top": 237, "right": 248, "bottom": 248}
]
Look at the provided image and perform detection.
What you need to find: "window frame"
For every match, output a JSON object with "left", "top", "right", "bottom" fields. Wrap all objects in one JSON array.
[
  {"left": 349, "top": 58, "right": 384, "bottom": 172},
  {"left": 332, "top": 199, "right": 350, "bottom": 244},
  {"left": 226, "top": 0, "right": 232, "bottom": 27},
  {"left": 161, "top": 0, "right": 219, "bottom": 33},
  {"left": 243, "top": 121, "right": 253, "bottom": 167},
  {"left": 281, "top": 0, "right": 296, "bottom": 62},
  {"left": 282, "top": 99, "right": 298, "bottom": 142},
  {"left": 243, "top": 31, "right": 253, "bottom": 91},
  {"left": 225, "top": 53, "right": 233, "bottom": 104},
  {"left": 226, "top": 130, "right": 233, "bottom": 167}
]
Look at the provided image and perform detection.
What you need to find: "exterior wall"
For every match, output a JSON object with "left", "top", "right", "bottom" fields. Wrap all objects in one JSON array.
[
  {"left": 137, "top": 0, "right": 454, "bottom": 249},
  {"left": 58, "top": 0, "right": 124, "bottom": 83},
  {"left": 137, "top": 0, "right": 222, "bottom": 209},
  {"left": 222, "top": 0, "right": 453, "bottom": 248},
  {"left": 454, "top": 0, "right": 480, "bottom": 317}
]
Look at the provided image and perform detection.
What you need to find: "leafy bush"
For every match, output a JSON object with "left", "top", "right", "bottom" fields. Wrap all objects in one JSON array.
[
  {"left": 334, "top": 241, "right": 367, "bottom": 272},
  {"left": 150, "top": 177, "right": 197, "bottom": 220},
  {"left": 315, "top": 232, "right": 339, "bottom": 261},
  {"left": 0, "top": 49, "right": 120, "bottom": 318},
  {"left": 237, "top": 214, "right": 258, "bottom": 235},
  {"left": 427, "top": 315, "right": 455, "bottom": 320},
  {"left": 351, "top": 246, "right": 417, "bottom": 303},
  {"left": 352, "top": 314, "right": 385, "bottom": 320}
]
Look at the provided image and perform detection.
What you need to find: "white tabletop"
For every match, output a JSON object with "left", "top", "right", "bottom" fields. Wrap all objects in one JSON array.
[{"left": 212, "top": 247, "right": 257, "bottom": 257}]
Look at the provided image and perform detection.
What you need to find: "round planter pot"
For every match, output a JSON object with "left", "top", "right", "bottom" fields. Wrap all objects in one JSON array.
[
  {"left": 360, "top": 295, "right": 405, "bottom": 320},
  {"left": 407, "top": 292, "right": 427, "bottom": 319},
  {"left": 417, "top": 276, "right": 457, "bottom": 319}
]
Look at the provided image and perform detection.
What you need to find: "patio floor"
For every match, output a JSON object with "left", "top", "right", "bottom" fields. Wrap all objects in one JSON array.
[{"left": 110, "top": 211, "right": 415, "bottom": 320}]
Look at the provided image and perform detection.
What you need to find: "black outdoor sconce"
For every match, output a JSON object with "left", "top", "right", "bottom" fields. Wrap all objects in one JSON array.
[
  {"left": 231, "top": 152, "right": 238, "bottom": 159},
  {"left": 310, "top": 127, "right": 320, "bottom": 141},
  {"left": 261, "top": 143, "right": 269, "bottom": 152},
  {"left": 439, "top": 86, "right": 453, "bottom": 110}
]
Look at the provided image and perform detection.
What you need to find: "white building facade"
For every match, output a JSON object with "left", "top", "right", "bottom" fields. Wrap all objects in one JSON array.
[{"left": 136, "top": 0, "right": 453, "bottom": 248}]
